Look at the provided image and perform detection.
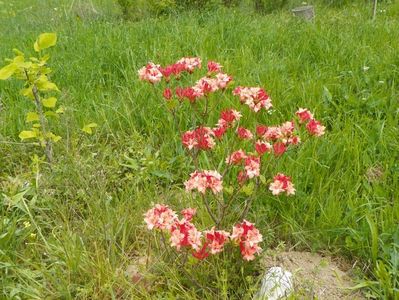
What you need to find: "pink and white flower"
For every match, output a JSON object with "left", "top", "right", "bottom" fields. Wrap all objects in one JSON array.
[
  {"left": 181, "top": 208, "right": 197, "bottom": 222},
  {"left": 244, "top": 156, "right": 260, "bottom": 178},
  {"left": 296, "top": 108, "right": 314, "bottom": 123},
  {"left": 170, "top": 219, "right": 202, "bottom": 251},
  {"left": 269, "top": 173, "right": 296, "bottom": 196},
  {"left": 233, "top": 86, "right": 272, "bottom": 112},
  {"left": 204, "top": 227, "right": 230, "bottom": 254},
  {"left": 231, "top": 220, "right": 262, "bottom": 261},
  {"left": 184, "top": 170, "right": 223, "bottom": 194},
  {"left": 138, "top": 62, "right": 163, "bottom": 84},
  {"left": 237, "top": 127, "right": 253, "bottom": 140},
  {"left": 255, "top": 140, "right": 272, "bottom": 156},
  {"left": 144, "top": 204, "right": 178, "bottom": 231},
  {"left": 306, "top": 119, "right": 325, "bottom": 137},
  {"left": 226, "top": 149, "right": 247, "bottom": 165},
  {"left": 207, "top": 61, "right": 223, "bottom": 73},
  {"left": 182, "top": 127, "right": 215, "bottom": 150}
]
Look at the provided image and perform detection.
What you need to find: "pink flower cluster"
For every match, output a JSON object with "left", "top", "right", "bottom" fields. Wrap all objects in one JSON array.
[
  {"left": 231, "top": 220, "right": 263, "bottom": 261},
  {"left": 184, "top": 170, "right": 223, "bottom": 194},
  {"left": 174, "top": 73, "right": 232, "bottom": 102},
  {"left": 226, "top": 150, "right": 261, "bottom": 183},
  {"left": 233, "top": 86, "right": 272, "bottom": 112},
  {"left": 138, "top": 62, "right": 163, "bottom": 84},
  {"left": 182, "top": 127, "right": 215, "bottom": 151},
  {"left": 255, "top": 121, "right": 300, "bottom": 157},
  {"left": 144, "top": 204, "right": 178, "bottom": 230},
  {"left": 144, "top": 204, "right": 262, "bottom": 261},
  {"left": 213, "top": 109, "right": 242, "bottom": 139},
  {"left": 296, "top": 108, "right": 326, "bottom": 137},
  {"left": 138, "top": 57, "right": 202, "bottom": 84},
  {"left": 269, "top": 173, "right": 296, "bottom": 196}
]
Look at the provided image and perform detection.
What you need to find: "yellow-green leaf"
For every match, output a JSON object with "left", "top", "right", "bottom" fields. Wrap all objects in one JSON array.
[
  {"left": 19, "top": 130, "right": 37, "bottom": 140},
  {"left": 36, "top": 75, "right": 59, "bottom": 91},
  {"left": 42, "top": 97, "right": 57, "bottom": 108},
  {"left": 13, "top": 48, "right": 24, "bottom": 56},
  {"left": 82, "top": 123, "right": 98, "bottom": 135},
  {"left": 34, "top": 33, "right": 57, "bottom": 52},
  {"left": 21, "top": 86, "right": 34, "bottom": 99},
  {"left": 56, "top": 106, "right": 65, "bottom": 114},
  {"left": 44, "top": 111, "right": 58, "bottom": 118},
  {"left": 0, "top": 63, "right": 17, "bottom": 80},
  {"left": 46, "top": 132, "right": 62, "bottom": 143},
  {"left": 26, "top": 112, "right": 39, "bottom": 122},
  {"left": 242, "top": 182, "right": 254, "bottom": 196},
  {"left": 224, "top": 186, "right": 234, "bottom": 195}
]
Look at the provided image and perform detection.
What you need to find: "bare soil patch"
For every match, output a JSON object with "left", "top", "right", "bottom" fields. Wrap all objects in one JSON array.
[{"left": 262, "top": 251, "right": 364, "bottom": 299}]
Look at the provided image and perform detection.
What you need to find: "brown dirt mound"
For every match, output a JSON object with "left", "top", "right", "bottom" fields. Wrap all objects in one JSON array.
[{"left": 262, "top": 251, "right": 364, "bottom": 299}]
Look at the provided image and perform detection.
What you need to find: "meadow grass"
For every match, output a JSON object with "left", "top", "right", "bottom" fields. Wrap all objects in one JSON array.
[{"left": 0, "top": 0, "right": 398, "bottom": 298}]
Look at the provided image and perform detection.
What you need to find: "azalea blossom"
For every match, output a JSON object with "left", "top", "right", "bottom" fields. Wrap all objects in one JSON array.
[
  {"left": 244, "top": 156, "right": 260, "bottom": 178},
  {"left": 170, "top": 219, "right": 202, "bottom": 251},
  {"left": 144, "top": 204, "right": 178, "bottom": 231},
  {"left": 256, "top": 125, "right": 268, "bottom": 136},
  {"left": 231, "top": 220, "right": 263, "bottom": 261},
  {"left": 181, "top": 208, "right": 197, "bottom": 222},
  {"left": 176, "top": 57, "right": 202, "bottom": 73},
  {"left": 237, "top": 127, "right": 253, "bottom": 140},
  {"left": 255, "top": 140, "right": 272, "bottom": 156},
  {"left": 273, "top": 142, "right": 286, "bottom": 157},
  {"left": 176, "top": 87, "right": 198, "bottom": 102},
  {"left": 182, "top": 127, "right": 215, "bottom": 150},
  {"left": 269, "top": 173, "right": 296, "bottom": 196},
  {"left": 296, "top": 108, "right": 314, "bottom": 123},
  {"left": 306, "top": 119, "right": 325, "bottom": 137},
  {"left": 213, "top": 125, "right": 227, "bottom": 139},
  {"left": 237, "top": 170, "right": 248, "bottom": 185},
  {"left": 204, "top": 227, "right": 230, "bottom": 254},
  {"left": 215, "top": 73, "right": 232, "bottom": 89},
  {"left": 184, "top": 170, "right": 223, "bottom": 194},
  {"left": 138, "top": 62, "right": 163, "bottom": 84},
  {"left": 193, "top": 77, "right": 219, "bottom": 95},
  {"left": 207, "top": 61, "right": 222, "bottom": 73},
  {"left": 163, "top": 88, "right": 172, "bottom": 100},
  {"left": 226, "top": 149, "right": 247, "bottom": 165},
  {"left": 233, "top": 86, "right": 272, "bottom": 112},
  {"left": 192, "top": 243, "right": 210, "bottom": 260}
]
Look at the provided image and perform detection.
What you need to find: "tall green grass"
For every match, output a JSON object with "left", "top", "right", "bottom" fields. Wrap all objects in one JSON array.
[{"left": 1, "top": 0, "right": 398, "bottom": 298}]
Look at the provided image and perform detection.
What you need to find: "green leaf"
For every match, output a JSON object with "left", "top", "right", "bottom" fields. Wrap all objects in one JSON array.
[
  {"left": 82, "top": 123, "right": 98, "bottom": 135},
  {"left": 56, "top": 106, "right": 65, "bottom": 114},
  {"left": 26, "top": 112, "right": 39, "bottom": 122},
  {"left": 13, "top": 48, "right": 24, "bottom": 56},
  {"left": 224, "top": 186, "right": 234, "bottom": 195},
  {"left": 44, "top": 111, "right": 59, "bottom": 118},
  {"left": 36, "top": 75, "right": 59, "bottom": 91},
  {"left": 242, "top": 182, "right": 254, "bottom": 196},
  {"left": 34, "top": 33, "right": 57, "bottom": 52},
  {"left": 42, "top": 97, "right": 57, "bottom": 108},
  {"left": 47, "top": 132, "right": 61, "bottom": 142},
  {"left": 21, "top": 86, "right": 34, "bottom": 99},
  {"left": 0, "top": 63, "right": 17, "bottom": 80},
  {"left": 19, "top": 130, "right": 37, "bottom": 140},
  {"left": 259, "top": 174, "right": 267, "bottom": 185}
]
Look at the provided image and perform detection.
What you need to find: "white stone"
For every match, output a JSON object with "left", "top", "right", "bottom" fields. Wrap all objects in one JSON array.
[{"left": 254, "top": 267, "right": 294, "bottom": 300}]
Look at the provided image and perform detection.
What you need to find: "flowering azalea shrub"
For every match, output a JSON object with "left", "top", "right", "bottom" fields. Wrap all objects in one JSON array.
[{"left": 139, "top": 56, "right": 325, "bottom": 287}]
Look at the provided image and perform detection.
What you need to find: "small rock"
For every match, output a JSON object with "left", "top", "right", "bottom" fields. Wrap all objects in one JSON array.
[{"left": 255, "top": 267, "right": 293, "bottom": 300}]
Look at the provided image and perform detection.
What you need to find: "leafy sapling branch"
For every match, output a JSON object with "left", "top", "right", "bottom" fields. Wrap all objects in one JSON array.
[{"left": 0, "top": 33, "right": 63, "bottom": 164}]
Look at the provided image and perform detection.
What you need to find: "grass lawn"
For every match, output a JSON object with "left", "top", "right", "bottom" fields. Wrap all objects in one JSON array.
[{"left": 0, "top": 0, "right": 398, "bottom": 298}]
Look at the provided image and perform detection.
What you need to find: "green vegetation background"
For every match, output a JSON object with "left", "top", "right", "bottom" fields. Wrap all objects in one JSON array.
[{"left": 0, "top": 0, "right": 398, "bottom": 298}]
